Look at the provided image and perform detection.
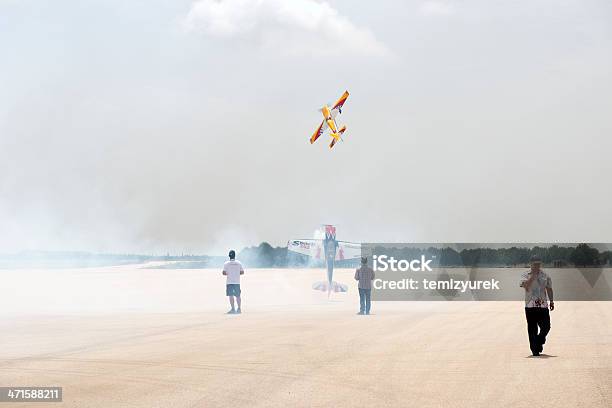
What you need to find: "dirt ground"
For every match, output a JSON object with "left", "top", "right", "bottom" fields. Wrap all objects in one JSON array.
[{"left": 1, "top": 267, "right": 610, "bottom": 407}]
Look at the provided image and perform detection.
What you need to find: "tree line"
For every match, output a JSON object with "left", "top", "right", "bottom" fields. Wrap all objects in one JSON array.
[
  {"left": 237, "top": 243, "right": 612, "bottom": 268},
  {"left": 4, "top": 244, "right": 609, "bottom": 269}
]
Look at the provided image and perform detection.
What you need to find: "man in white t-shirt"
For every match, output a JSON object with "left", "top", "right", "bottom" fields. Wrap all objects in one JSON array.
[
  {"left": 520, "top": 255, "right": 554, "bottom": 356},
  {"left": 223, "top": 250, "right": 244, "bottom": 314}
]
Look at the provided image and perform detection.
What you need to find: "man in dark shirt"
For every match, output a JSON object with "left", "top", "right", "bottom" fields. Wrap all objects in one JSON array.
[{"left": 354, "top": 257, "right": 375, "bottom": 315}]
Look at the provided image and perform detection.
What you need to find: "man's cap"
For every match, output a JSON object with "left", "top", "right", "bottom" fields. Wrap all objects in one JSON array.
[
  {"left": 229, "top": 250, "right": 236, "bottom": 259},
  {"left": 530, "top": 255, "right": 542, "bottom": 263},
  {"left": 361, "top": 256, "right": 367, "bottom": 264}
]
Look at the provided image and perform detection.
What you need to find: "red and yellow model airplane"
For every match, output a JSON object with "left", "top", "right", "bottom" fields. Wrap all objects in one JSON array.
[{"left": 309, "top": 90, "right": 349, "bottom": 149}]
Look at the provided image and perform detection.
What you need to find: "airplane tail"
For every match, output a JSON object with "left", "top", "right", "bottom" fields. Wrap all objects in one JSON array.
[{"left": 328, "top": 126, "right": 347, "bottom": 149}]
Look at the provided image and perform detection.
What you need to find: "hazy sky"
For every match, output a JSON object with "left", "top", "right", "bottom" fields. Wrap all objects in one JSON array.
[{"left": 1, "top": 0, "right": 611, "bottom": 254}]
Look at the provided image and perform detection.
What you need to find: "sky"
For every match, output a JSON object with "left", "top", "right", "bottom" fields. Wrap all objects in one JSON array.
[{"left": 1, "top": 0, "right": 611, "bottom": 255}]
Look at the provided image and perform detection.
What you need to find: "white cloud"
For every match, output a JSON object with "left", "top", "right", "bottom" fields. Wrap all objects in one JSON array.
[
  {"left": 420, "top": 1, "right": 454, "bottom": 16},
  {"left": 182, "top": 0, "right": 392, "bottom": 57}
]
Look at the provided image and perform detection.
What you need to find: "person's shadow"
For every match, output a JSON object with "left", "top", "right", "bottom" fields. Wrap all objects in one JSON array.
[{"left": 526, "top": 354, "right": 557, "bottom": 358}]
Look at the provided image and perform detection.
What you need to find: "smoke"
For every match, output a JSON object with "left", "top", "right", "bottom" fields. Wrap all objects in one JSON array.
[
  {"left": 313, "top": 227, "right": 325, "bottom": 240},
  {"left": 206, "top": 225, "right": 261, "bottom": 257},
  {"left": 182, "top": 0, "right": 392, "bottom": 57},
  {"left": 2, "top": 0, "right": 612, "bottom": 256}
]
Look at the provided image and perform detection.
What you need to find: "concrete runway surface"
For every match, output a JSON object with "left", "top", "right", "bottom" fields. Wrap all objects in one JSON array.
[{"left": 1, "top": 267, "right": 610, "bottom": 407}]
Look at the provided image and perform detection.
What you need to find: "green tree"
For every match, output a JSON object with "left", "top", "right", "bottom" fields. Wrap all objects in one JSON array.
[{"left": 570, "top": 243, "right": 600, "bottom": 266}]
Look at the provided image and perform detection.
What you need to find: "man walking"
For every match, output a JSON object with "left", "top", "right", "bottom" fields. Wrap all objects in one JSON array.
[
  {"left": 354, "top": 257, "right": 375, "bottom": 315},
  {"left": 223, "top": 250, "right": 244, "bottom": 314},
  {"left": 520, "top": 255, "right": 554, "bottom": 356}
]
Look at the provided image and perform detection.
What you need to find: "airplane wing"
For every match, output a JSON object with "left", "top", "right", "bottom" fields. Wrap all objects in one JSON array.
[
  {"left": 331, "top": 90, "right": 349, "bottom": 113},
  {"left": 335, "top": 241, "right": 361, "bottom": 261},
  {"left": 310, "top": 120, "right": 327, "bottom": 144},
  {"left": 287, "top": 239, "right": 322, "bottom": 259}
]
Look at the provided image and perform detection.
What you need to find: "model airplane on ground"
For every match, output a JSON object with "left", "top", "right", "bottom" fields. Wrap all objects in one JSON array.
[
  {"left": 287, "top": 224, "right": 361, "bottom": 295},
  {"left": 310, "top": 91, "right": 349, "bottom": 149}
]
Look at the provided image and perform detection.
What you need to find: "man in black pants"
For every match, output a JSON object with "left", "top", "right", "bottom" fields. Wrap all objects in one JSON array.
[
  {"left": 520, "top": 255, "right": 554, "bottom": 356},
  {"left": 354, "top": 257, "right": 375, "bottom": 315}
]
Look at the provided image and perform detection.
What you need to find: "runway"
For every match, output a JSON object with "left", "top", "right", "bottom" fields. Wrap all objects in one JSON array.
[{"left": 1, "top": 267, "right": 610, "bottom": 407}]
